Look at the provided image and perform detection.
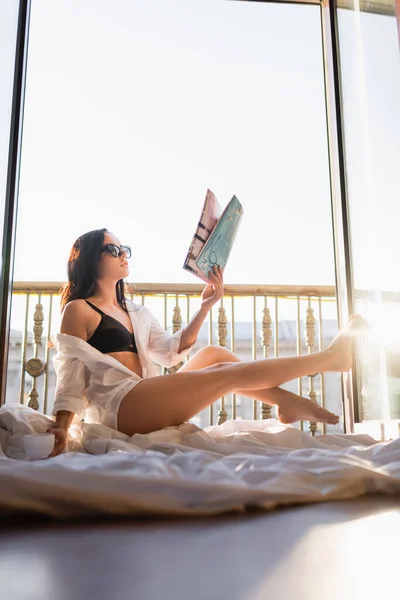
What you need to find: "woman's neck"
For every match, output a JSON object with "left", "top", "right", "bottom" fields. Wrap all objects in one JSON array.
[{"left": 93, "top": 279, "right": 120, "bottom": 308}]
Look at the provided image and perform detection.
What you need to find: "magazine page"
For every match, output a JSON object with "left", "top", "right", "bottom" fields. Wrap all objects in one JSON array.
[
  {"left": 183, "top": 188, "right": 222, "bottom": 283},
  {"left": 194, "top": 195, "right": 243, "bottom": 282}
]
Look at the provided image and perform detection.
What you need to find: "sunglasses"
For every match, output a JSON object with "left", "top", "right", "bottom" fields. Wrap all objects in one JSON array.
[{"left": 100, "top": 244, "right": 132, "bottom": 259}]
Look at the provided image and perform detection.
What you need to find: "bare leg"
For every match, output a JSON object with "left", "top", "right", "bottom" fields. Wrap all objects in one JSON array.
[
  {"left": 178, "top": 345, "right": 338, "bottom": 425},
  {"left": 238, "top": 386, "right": 338, "bottom": 425},
  {"left": 117, "top": 315, "right": 363, "bottom": 435},
  {"left": 210, "top": 313, "right": 363, "bottom": 392}
]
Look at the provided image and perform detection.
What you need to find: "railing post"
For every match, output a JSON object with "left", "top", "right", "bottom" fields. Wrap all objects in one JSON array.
[
  {"left": 217, "top": 304, "right": 227, "bottom": 347},
  {"left": 172, "top": 302, "right": 182, "bottom": 334},
  {"left": 305, "top": 304, "right": 318, "bottom": 436},
  {"left": 167, "top": 296, "right": 184, "bottom": 374},
  {"left": 26, "top": 299, "right": 45, "bottom": 410},
  {"left": 260, "top": 302, "right": 272, "bottom": 419},
  {"left": 217, "top": 298, "right": 228, "bottom": 425}
]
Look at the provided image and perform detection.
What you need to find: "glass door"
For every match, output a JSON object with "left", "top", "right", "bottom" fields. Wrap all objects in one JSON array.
[
  {"left": 0, "top": 0, "right": 31, "bottom": 403},
  {"left": 337, "top": 0, "right": 400, "bottom": 436}
]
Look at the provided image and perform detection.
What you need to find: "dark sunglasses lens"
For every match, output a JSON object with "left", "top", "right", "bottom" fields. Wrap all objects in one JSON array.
[
  {"left": 121, "top": 245, "right": 131, "bottom": 258},
  {"left": 108, "top": 244, "right": 119, "bottom": 257}
]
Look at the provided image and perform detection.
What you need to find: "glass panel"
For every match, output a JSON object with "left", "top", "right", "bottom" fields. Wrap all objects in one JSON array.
[
  {"left": 338, "top": 5, "right": 400, "bottom": 422},
  {"left": 9, "top": 1, "right": 342, "bottom": 429},
  {"left": 0, "top": 1, "right": 20, "bottom": 275},
  {"left": 14, "top": 0, "right": 334, "bottom": 288}
]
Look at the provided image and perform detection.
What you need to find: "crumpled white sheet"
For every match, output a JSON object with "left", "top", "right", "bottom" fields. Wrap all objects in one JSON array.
[{"left": 0, "top": 405, "right": 399, "bottom": 518}]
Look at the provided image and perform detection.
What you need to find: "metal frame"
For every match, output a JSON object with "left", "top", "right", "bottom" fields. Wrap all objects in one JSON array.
[
  {"left": 235, "top": 0, "right": 321, "bottom": 4},
  {"left": 320, "top": 0, "right": 359, "bottom": 430},
  {"left": 320, "top": 0, "right": 399, "bottom": 427},
  {"left": 235, "top": 0, "right": 395, "bottom": 13},
  {"left": 234, "top": 0, "right": 359, "bottom": 430},
  {"left": 0, "top": 0, "right": 31, "bottom": 406}
]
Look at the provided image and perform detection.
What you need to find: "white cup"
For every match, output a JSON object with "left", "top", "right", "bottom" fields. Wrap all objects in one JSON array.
[{"left": 24, "top": 433, "right": 55, "bottom": 460}]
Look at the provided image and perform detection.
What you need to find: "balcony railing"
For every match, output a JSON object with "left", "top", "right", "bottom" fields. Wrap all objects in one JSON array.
[{"left": 7, "top": 282, "right": 340, "bottom": 436}]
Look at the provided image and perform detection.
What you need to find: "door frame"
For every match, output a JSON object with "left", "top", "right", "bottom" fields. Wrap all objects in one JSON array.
[{"left": 0, "top": 0, "right": 31, "bottom": 405}]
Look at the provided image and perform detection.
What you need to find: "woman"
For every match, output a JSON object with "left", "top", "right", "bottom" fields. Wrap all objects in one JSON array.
[{"left": 48, "top": 228, "right": 362, "bottom": 457}]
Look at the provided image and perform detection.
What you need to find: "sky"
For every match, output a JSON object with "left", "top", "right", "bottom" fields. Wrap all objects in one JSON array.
[
  {"left": 1, "top": 0, "right": 400, "bottom": 331},
  {"left": 10, "top": 0, "right": 336, "bottom": 287},
  {"left": 338, "top": 8, "right": 400, "bottom": 295}
]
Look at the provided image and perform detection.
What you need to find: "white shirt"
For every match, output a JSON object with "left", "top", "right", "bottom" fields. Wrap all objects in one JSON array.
[{"left": 51, "top": 300, "right": 195, "bottom": 427}]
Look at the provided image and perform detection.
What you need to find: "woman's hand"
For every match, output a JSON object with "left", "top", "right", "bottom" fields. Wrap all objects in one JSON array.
[
  {"left": 200, "top": 265, "right": 225, "bottom": 312},
  {"left": 46, "top": 423, "right": 68, "bottom": 457}
]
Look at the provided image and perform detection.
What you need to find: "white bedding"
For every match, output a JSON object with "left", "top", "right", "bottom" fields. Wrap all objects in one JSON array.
[{"left": 1, "top": 405, "right": 399, "bottom": 518}]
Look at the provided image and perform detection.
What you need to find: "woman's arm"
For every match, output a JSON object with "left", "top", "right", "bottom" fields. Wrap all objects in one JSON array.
[
  {"left": 177, "top": 306, "right": 208, "bottom": 352},
  {"left": 53, "top": 410, "right": 76, "bottom": 430},
  {"left": 147, "top": 309, "right": 197, "bottom": 367},
  {"left": 47, "top": 410, "right": 75, "bottom": 457},
  {"left": 49, "top": 301, "right": 90, "bottom": 455},
  {"left": 177, "top": 265, "right": 225, "bottom": 351},
  {"left": 146, "top": 267, "right": 225, "bottom": 367}
]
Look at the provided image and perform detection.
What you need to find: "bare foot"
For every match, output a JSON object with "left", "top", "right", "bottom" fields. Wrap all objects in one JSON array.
[
  {"left": 276, "top": 394, "right": 339, "bottom": 425},
  {"left": 324, "top": 314, "right": 368, "bottom": 372}
]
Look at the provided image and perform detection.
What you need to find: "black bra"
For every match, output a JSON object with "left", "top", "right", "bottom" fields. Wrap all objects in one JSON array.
[{"left": 85, "top": 300, "right": 138, "bottom": 354}]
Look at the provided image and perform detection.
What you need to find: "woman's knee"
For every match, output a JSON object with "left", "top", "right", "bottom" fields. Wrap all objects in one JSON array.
[
  {"left": 207, "top": 360, "right": 237, "bottom": 371},
  {"left": 195, "top": 345, "right": 222, "bottom": 360},
  {"left": 195, "top": 345, "right": 238, "bottom": 363}
]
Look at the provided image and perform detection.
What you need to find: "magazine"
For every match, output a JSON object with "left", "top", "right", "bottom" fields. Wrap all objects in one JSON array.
[{"left": 183, "top": 189, "right": 244, "bottom": 284}]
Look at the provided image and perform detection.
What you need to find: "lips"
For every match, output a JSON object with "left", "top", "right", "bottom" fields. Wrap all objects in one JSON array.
[{"left": 121, "top": 262, "right": 128, "bottom": 268}]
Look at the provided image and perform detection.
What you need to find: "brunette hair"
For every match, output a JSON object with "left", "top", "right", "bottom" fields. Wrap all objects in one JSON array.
[{"left": 60, "top": 228, "right": 130, "bottom": 312}]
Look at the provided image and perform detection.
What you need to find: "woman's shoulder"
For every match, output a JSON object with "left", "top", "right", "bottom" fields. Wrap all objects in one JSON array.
[
  {"left": 62, "top": 298, "right": 93, "bottom": 319},
  {"left": 63, "top": 298, "right": 92, "bottom": 310},
  {"left": 61, "top": 299, "right": 93, "bottom": 339}
]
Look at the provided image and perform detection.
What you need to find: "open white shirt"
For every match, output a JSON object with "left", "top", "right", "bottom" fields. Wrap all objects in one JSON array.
[{"left": 51, "top": 300, "right": 196, "bottom": 428}]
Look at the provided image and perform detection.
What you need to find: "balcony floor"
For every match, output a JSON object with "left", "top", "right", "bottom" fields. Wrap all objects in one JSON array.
[{"left": 1, "top": 494, "right": 399, "bottom": 600}]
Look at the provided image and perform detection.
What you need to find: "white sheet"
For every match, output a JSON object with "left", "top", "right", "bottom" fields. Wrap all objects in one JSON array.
[{"left": 1, "top": 405, "right": 399, "bottom": 518}]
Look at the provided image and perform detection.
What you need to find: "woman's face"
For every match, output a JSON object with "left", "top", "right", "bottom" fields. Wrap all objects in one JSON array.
[{"left": 98, "top": 232, "right": 130, "bottom": 281}]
